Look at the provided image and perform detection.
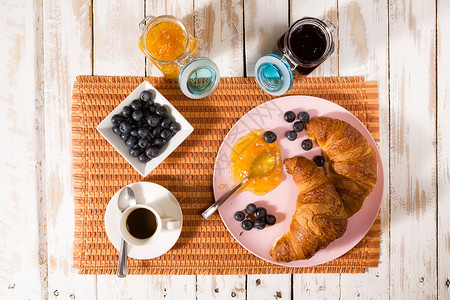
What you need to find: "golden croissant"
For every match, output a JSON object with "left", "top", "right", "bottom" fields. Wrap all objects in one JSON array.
[
  {"left": 270, "top": 156, "right": 348, "bottom": 262},
  {"left": 306, "top": 117, "right": 378, "bottom": 217}
]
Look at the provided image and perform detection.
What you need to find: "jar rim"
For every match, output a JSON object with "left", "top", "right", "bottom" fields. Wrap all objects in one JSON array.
[{"left": 140, "top": 15, "right": 191, "bottom": 64}]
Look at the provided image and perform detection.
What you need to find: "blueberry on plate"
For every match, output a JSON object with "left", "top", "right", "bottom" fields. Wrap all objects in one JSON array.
[
  {"left": 254, "top": 218, "right": 266, "bottom": 230},
  {"left": 286, "top": 130, "right": 297, "bottom": 141},
  {"left": 130, "top": 128, "right": 139, "bottom": 137},
  {"left": 234, "top": 211, "right": 245, "bottom": 222},
  {"left": 293, "top": 121, "right": 304, "bottom": 132},
  {"left": 313, "top": 155, "right": 325, "bottom": 167},
  {"left": 138, "top": 138, "right": 150, "bottom": 149},
  {"left": 119, "top": 121, "right": 133, "bottom": 134},
  {"left": 255, "top": 207, "right": 267, "bottom": 219},
  {"left": 152, "top": 126, "right": 162, "bottom": 137},
  {"left": 263, "top": 131, "right": 277, "bottom": 143},
  {"left": 120, "top": 132, "right": 130, "bottom": 141},
  {"left": 160, "top": 129, "right": 173, "bottom": 140},
  {"left": 130, "top": 99, "right": 144, "bottom": 111},
  {"left": 121, "top": 106, "right": 132, "bottom": 118},
  {"left": 284, "top": 111, "right": 296, "bottom": 123},
  {"left": 160, "top": 117, "right": 172, "bottom": 129},
  {"left": 137, "top": 127, "right": 150, "bottom": 138},
  {"left": 140, "top": 90, "right": 153, "bottom": 103},
  {"left": 155, "top": 106, "right": 167, "bottom": 117},
  {"left": 265, "top": 214, "right": 276, "bottom": 226},
  {"left": 138, "top": 153, "right": 151, "bottom": 163},
  {"left": 148, "top": 104, "right": 156, "bottom": 114},
  {"left": 125, "top": 136, "right": 139, "bottom": 148},
  {"left": 297, "top": 111, "right": 310, "bottom": 123},
  {"left": 246, "top": 203, "right": 257, "bottom": 215},
  {"left": 302, "top": 139, "right": 313, "bottom": 151},
  {"left": 145, "top": 146, "right": 159, "bottom": 159},
  {"left": 111, "top": 114, "right": 123, "bottom": 126},
  {"left": 242, "top": 219, "right": 253, "bottom": 231},
  {"left": 129, "top": 146, "right": 141, "bottom": 157},
  {"left": 132, "top": 110, "right": 144, "bottom": 122},
  {"left": 112, "top": 126, "right": 121, "bottom": 135},
  {"left": 147, "top": 115, "right": 160, "bottom": 127},
  {"left": 169, "top": 122, "right": 181, "bottom": 133},
  {"left": 152, "top": 137, "right": 165, "bottom": 148}
]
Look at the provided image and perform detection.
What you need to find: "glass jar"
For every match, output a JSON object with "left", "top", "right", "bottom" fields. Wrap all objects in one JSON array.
[
  {"left": 139, "top": 15, "right": 220, "bottom": 99},
  {"left": 255, "top": 17, "right": 336, "bottom": 96}
]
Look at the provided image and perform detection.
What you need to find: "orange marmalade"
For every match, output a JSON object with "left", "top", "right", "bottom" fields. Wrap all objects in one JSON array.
[{"left": 230, "top": 130, "right": 282, "bottom": 195}]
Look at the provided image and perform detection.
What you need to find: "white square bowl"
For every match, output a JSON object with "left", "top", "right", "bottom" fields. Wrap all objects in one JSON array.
[{"left": 97, "top": 81, "right": 194, "bottom": 177}]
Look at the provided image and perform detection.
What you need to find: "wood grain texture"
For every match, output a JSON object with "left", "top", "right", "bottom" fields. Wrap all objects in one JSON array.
[
  {"left": 338, "top": 0, "right": 390, "bottom": 298},
  {"left": 389, "top": 0, "right": 437, "bottom": 298},
  {"left": 244, "top": 0, "right": 289, "bottom": 77},
  {"left": 196, "top": 275, "right": 246, "bottom": 300},
  {"left": 247, "top": 275, "right": 291, "bottom": 300},
  {"left": 437, "top": 0, "right": 450, "bottom": 298},
  {"left": 94, "top": 0, "right": 145, "bottom": 76},
  {"left": 43, "top": 0, "right": 97, "bottom": 298},
  {"left": 0, "top": 0, "right": 43, "bottom": 298},
  {"left": 194, "top": 0, "right": 244, "bottom": 76},
  {"left": 148, "top": 275, "right": 196, "bottom": 300},
  {"left": 293, "top": 274, "right": 340, "bottom": 299}
]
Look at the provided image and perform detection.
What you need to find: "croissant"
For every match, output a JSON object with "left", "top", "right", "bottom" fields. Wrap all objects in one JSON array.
[
  {"left": 270, "top": 156, "right": 348, "bottom": 262},
  {"left": 306, "top": 117, "right": 378, "bottom": 217}
]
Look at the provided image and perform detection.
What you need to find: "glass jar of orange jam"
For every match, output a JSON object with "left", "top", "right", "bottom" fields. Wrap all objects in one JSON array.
[{"left": 139, "top": 15, "right": 220, "bottom": 99}]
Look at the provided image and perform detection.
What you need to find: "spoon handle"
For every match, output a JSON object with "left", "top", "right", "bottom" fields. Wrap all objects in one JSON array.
[
  {"left": 117, "top": 238, "right": 127, "bottom": 277},
  {"left": 202, "top": 178, "right": 249, "bottom": 219}
]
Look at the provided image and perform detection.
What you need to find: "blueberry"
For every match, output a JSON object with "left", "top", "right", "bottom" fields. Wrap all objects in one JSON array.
[
  {"left": 297, "top": 111, "right": 310, "bottom": 122},
  {"left": 120, "top": 132, "right": 130, "bottom": 141},
  {"left": 265, "top": 214, "right": 276, "bottom": 226},
  {"left": 132, "top": 110, "right": 144, "bottom": 122},
  {"left": 160, "top": 129, "right": 173, "bottom": 140},
  {"left": 263, "top": 131, "right": 277, "bottom": 143},
  {"left": 121, "top": 106, "right": 132, "bottom": 118},
  {"left": 138, "top": 153, "right": 151, "bottom": 163},
  {"left": 286, "top": 130, "right": 297, "bottom": 141},
  {"left": 152, "top": 137, "right": 165, "bottom": 148},
  {"left": 137, "top": 127, "right": 150, "bottom": 138},
  {"left": 302, "top": 139, "right": 313, "bottom": 151},
  {"left": 254, "top": 218, "right": 266, "bottom": 230},
  {"left": 129, "top": 146, "right": 141, "bottom": 157},
  {"left": 125, "top": 136, "right": 139, "bottom": 148},
  {"left": 130, "top": 99, "right": 144, "bottom": 111},
  {"left": 155, "top": 106, "right": 167, "bottom": 117},
  {"left": 160, "top": 117, "right": 172, "bottom": 129},
  {"left": 130, "top": 128, "right": 139, "bottom": 137},
  {"left": 138, "top": 138, "right": 150, "bottom": 148},
  {"left": 148, "top": 104, "right": 156, "bottom": 114},
  {"left": 112, "top": 126, "right": 121, "bottom": 135},
  {"left": 293, "top": 121, "right": 304, "bottom": 132},
  {"left": 255, "top": 207, "right": 267, "bottom": 219},
  {"left": 152, "top": 126, "right": 162, "bottom": 137},
  {"left": 313, "top": 155, "right": 325, "bottom": 167},
  {"left": 242, "top": 220, "right": 253, "bottom": 231},
  {"left": 234, "top": 211, "right": 245, "bottom": 222},
  {"left": 284, "top": 111, "right": 296, "bottom": 123},
  {"left": 111, "top": 114, "right": 123, "bottom": 126},
  {"left": 147, "top": 115, "right": 160, "bottom": 127},
  {"left": 119, "top": 121, "right": 133, "bottom": 134},
  {"left": 145, "top": 146, "right": 159, "bottom": 158},
  {"left": 246, "top": 203, "right": 257, "bottom": 215},
  {"left": 140, "top": 90, "right": 153, "bottom": 103},
  {"left": 170, "top": 122, "right": 181, "bottom": 133}
]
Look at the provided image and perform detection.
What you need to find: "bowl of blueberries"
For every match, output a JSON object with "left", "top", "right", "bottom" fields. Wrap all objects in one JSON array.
[{"left": 97, "top": 81, "right": 194, "bottom": 177}]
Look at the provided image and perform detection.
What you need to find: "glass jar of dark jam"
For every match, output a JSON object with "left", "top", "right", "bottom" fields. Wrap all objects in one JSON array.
[{"left": 255, "top": 17, "right": 336, "bottom": 96}]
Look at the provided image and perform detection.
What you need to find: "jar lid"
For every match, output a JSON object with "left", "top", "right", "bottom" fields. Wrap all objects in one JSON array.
[
  {"left": 178, "top": 57, "right": 220, "bottom": 99},
  {"left": 254, "top": 54, "right": 294, "bottom": 96}
]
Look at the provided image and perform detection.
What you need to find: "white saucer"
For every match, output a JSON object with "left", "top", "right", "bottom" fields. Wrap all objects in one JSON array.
[{"left": 104, "top": 182, "right": 183, "bottom": 259}]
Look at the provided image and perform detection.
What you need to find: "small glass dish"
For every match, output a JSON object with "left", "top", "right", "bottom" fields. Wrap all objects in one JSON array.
[{"left": 97, "top": 81, "right": 194, "bottom": 177}]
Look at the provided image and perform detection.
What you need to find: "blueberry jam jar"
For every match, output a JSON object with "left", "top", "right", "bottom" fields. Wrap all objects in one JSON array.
[{"left": 255, "top": 17, "right": 336, "bottom": 96}]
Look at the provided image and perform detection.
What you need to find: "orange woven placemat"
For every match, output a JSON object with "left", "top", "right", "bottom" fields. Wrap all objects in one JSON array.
[{"left": 72, "top": 76, "right": 380, "bottom": 275}]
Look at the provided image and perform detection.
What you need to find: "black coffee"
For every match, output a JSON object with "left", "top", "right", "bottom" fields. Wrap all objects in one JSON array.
[{"left": 126, "top": 208, "right": 158, "bottom": 239}]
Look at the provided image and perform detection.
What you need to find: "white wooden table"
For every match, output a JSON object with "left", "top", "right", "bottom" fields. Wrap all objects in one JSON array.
[{"left": 1, "top": 0, "right": 449, "bottom": 299}]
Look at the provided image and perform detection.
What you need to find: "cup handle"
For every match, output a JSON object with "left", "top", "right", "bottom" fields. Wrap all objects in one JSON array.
[
  {"left": 161, "top": 218, "right": 181, "bottom": 230},
  {"left": 322, "top": 18, "right": 336, "bottom": 33}
]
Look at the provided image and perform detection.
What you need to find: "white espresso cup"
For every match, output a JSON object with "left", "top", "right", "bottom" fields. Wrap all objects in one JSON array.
[{"left": 119, "top": 204, "right": 181, "bottom": 246}]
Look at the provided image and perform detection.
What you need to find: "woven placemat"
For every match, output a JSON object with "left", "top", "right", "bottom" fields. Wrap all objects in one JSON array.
[{"left": 72, "top": 76, "right": 380, "bottom": 275}]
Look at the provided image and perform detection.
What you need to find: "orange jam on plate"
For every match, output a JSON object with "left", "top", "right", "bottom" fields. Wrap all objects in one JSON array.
[{"left": 230, "top": 130, "right": 282, "bottom": 195}]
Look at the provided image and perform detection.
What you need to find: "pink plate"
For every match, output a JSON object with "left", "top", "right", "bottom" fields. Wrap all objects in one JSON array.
[{"left": 212, "top": 95, "right": 384, "bottom": 267}]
